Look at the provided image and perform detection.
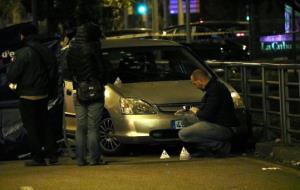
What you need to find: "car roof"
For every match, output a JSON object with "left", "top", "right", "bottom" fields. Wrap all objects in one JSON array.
[
  {"left": 0, "top": 22, "right": 31, "bottom": 52},
  {"left": 102, "top": 39, "right": 181, "bottom": 49},
  {"left": 164, "top": 21, "right": 248, "bottom": 30},
  {"left": 104, "top": 28, "right": 152, "bottom": 37}
]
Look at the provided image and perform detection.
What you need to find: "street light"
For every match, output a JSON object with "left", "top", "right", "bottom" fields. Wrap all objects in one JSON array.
[{"left": 136, "top": 3, "right": 147, "bottom": 15}]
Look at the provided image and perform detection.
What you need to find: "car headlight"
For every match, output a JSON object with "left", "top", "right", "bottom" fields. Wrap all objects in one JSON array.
[
  {"left": 120, "top": 98, "right": 157, "bottom": 115},
  {"left": 231, "top": 92, "right": 245, "bottom": 108}
]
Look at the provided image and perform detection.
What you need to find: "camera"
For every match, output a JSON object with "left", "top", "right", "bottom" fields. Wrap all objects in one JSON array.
[{"left": 182, "top": 105, "right": 191, "bottom": 111}]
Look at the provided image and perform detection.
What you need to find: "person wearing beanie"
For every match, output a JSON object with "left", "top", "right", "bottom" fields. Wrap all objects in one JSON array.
[{"left": 67, "top": 22, "right": 108, "bottom": 166}]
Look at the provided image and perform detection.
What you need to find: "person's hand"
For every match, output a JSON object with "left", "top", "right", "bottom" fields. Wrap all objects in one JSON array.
[{"left": 190, "top": 107, "right": 199, "bottom": 114}]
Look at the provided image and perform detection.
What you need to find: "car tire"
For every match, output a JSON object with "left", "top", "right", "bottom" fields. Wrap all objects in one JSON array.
[{"left": 99, "top": 116, "right": 124, "bottom": 155}]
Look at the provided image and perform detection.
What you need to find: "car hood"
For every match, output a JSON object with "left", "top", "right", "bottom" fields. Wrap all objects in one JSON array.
[{"left": 111, "top": 80, "right": 204, "bottom": 105}]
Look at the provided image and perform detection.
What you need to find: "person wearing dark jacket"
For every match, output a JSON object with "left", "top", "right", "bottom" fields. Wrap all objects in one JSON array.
[
  {"left": 178, "top": 69, "right": 239, "bottom": 157},
  {"left": 6, "top": 24, "right": 58, "bottom": 166},
  {"left": 66, "top": 23, "right": 106, "bottom": 166}
]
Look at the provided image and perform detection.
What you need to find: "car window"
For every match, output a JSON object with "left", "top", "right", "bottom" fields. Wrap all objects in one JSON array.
[
  {"left": 102, "top": 46, "right": 207, "bottom": 83},
  {"left": 195, "top": 26, "right": 212, "bottom": 33},
  {"left": 192, "top": 26, "right": 222, "bottom": 42},
  {"left": 175, "top": 27, "right": 186, "bottom": 34}
]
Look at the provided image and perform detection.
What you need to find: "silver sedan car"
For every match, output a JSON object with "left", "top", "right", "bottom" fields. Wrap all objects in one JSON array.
[{"left": 64, "top": 39, "right": 248, "bottom": 155}]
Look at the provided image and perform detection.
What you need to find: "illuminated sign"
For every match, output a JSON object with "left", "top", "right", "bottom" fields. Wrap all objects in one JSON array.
[
  {"left": 260, "top": 34, "right": 300, "bottom": 42},
  {"left": 261, "top": 41, "right": 292, "bottom": 51},
  {"left": 1, "top": 50, "right": 15, "bottom": 59},
  {"left": 169, "top": 0, "right": 200, "bottom": 14},
  {"left": 285, "top": 4, "right": 300, "bottom": 33},
  {"left": 260, "top": 33, "right": 300, "bottom": 51}
]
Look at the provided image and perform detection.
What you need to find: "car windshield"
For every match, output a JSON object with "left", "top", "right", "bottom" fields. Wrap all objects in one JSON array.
[{"left": 102, "top": 46, "right": 207, "bottom": 83}]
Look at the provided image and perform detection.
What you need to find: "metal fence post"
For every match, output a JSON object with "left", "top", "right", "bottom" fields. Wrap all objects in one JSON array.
[
  {"left": 279, "top": 67, "right": 288, "bottom": 144},
  {"left": 262, "top": 66, "right": 267, "bottom": 128},
  {"left": 224, "top": 65, "right": 228, "bottom": 82},
  {"left": 206, "top": 61, "right": 300, "bottom": 145},
  {"left": 242, "top": 65, "right": 248, "bottom": 109}
]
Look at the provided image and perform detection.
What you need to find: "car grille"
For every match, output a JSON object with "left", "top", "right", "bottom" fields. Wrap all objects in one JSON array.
[{"left": 156, "top": 102, "right": 201, "bottom": 113}]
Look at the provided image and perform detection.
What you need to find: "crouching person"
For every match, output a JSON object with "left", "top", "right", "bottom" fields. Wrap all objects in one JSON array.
[{"left": 178, "top": 69, "right": 239, "bottom": 157}]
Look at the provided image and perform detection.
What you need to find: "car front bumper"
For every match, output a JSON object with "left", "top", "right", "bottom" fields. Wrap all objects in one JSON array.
[
  {"left": 111, "top": 112, "right": 193, "bottom": 144},
  {"left": 113, "top": 107, "right": 250, "bottom": 144}
]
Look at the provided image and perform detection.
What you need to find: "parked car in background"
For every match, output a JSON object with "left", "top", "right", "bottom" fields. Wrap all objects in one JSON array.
[
  {"left": 163, "top": 20, "right": 249, "bottom": 44},
  {"left": 64, "top": 39, "right": 250, "bottom": 155},
  {"left": 104, "top": 28, "right": 152, "bottom": 39},
  {"left": 0, "top": 62, "right": 24, "bottom": 160},
  {"left": 0, "top": 23, "right": 30, "bottom": 159},
  {"left": 161, "top": 21, "right": 250, "bottom": 60},
  {"left": 0, "top": 23, "right": 63, "bottom": 159}
]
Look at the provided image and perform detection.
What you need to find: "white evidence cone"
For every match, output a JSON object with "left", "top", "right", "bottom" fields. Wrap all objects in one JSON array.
[
  {"left": 160, "top": 149, "right": 171, "bottom": 159},
  {"left": 179, "top": 146, "right": 191, "bottom": 160}
]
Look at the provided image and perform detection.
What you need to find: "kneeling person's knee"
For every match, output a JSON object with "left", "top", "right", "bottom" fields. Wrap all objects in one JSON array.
[{"left": 178, "top": 128, "right": 190, "bottom": 142}]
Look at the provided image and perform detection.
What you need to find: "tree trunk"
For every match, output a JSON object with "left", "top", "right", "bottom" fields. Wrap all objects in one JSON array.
[
  {"left": 47, "top": 0, "right": 58, "bottom": 35},
  {"left": 32, "top": 0, "right": 38, "bottom": 26}
]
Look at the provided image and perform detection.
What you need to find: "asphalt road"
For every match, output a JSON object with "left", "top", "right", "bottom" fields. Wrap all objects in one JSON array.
[{"left": 0, "top": 155, "right": 299, "bottom": 190}]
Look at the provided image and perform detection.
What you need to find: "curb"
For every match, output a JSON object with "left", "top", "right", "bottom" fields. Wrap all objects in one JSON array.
[{"left": 255, "top": 142, "right": 300, "bottom": 168}]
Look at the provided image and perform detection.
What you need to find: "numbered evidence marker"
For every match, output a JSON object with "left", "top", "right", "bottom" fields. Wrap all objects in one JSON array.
[
  {"left": 160, "top": 149, "right": 171, "bottom": 159},
  {"left": 179, "top": 146, "right": 191, "bottom": 160}
]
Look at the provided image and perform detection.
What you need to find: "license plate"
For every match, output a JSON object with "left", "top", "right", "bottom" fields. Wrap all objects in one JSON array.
[{"left": 171, "top": 120, "right": 184, "bottom": 129}]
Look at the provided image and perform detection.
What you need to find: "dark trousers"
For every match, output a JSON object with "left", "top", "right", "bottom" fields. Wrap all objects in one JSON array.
[
  {"left": 19, "top": 98, "right": 56, "bottom": 161},
  {"left": 48, "top": 100, "right": 64, "bottom": 142}
]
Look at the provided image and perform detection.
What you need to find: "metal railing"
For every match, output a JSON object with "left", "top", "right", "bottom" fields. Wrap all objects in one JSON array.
[{"left": 207, "top": 61, "right": 300, "bottom": 144}]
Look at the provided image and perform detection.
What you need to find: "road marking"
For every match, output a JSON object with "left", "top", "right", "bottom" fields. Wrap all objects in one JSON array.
[
  {"left": 20, "top": 186, "right": 34, "bottom": 190},
  {"left": 262, "top": 167, "right": 281, "bottom": 171}
]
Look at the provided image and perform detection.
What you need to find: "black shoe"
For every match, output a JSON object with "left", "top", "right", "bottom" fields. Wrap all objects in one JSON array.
[
  {"left": 48, "top": 157, "right": 59, "bottom": 165},
  {"left": 90, "top": 160, "right": 107, "bottom": 166},
  {"left": 25, "top": 159, "right": 47, "bottom": 166},
  {"left": 77, "top": 160, "right": 88, "bottom": 166},
  {"left": 191, "top": 150, "right": 213, "bottom": 158},
  {"left": 213, "top": 142, "right": 231, "bottom": 158}
]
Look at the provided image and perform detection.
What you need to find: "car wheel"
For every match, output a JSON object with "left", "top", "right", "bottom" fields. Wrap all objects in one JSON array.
[{"left": 99, "top": 117, "right": 123, "bottom": 155}]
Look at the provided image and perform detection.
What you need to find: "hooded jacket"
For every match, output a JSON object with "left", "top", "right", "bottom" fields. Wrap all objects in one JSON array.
[
  {"left": 7, "top": 36, "right": 56, "bottom": 97},
  {"left": 66, "top": 23, "right": 105, "bottom": 89}
]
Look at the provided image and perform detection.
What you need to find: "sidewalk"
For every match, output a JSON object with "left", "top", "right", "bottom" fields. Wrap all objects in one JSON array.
[{"left": 255, "top": 142, "right": 300, "bottom": 168}]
